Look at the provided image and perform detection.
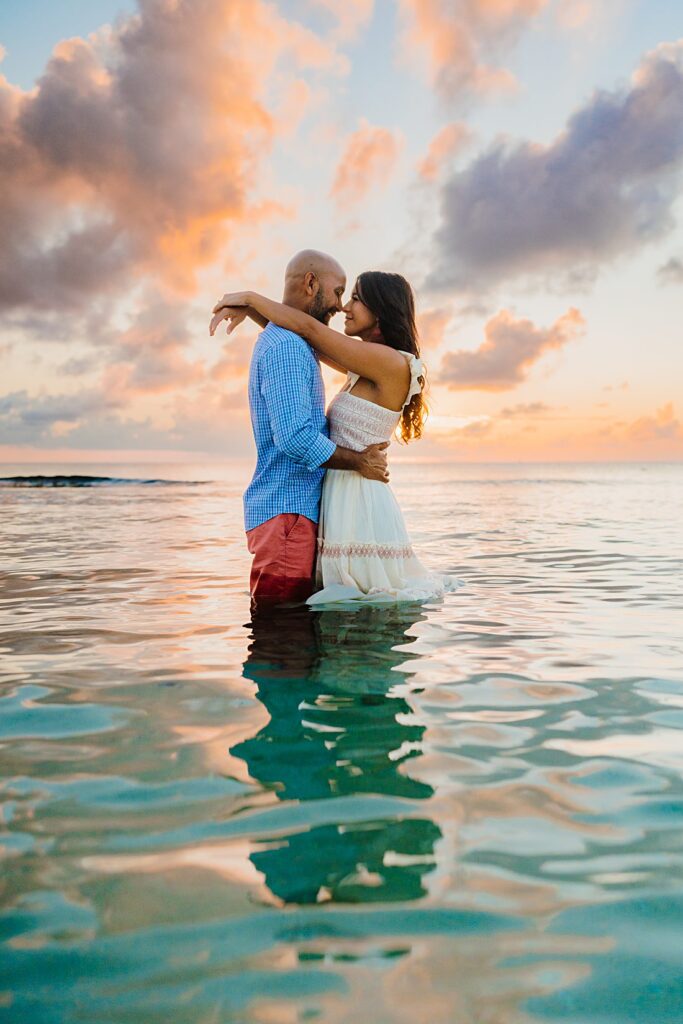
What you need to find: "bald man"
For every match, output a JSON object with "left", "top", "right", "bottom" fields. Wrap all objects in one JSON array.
[{"left": 234, "top": 251, "right": 389, "bottom": 608}]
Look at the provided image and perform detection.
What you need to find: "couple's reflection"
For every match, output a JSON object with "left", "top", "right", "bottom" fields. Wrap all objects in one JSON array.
[{"left": 231, "top": 603, "right": 442, "bottom": 906}]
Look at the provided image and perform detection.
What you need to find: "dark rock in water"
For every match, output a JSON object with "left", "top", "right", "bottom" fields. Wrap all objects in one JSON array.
[
  {"left": 0, "top": 474, "right": 117, "bottom": 487},
  {"left": 0, "top": 474, "right": 205, "bottom": 487}
]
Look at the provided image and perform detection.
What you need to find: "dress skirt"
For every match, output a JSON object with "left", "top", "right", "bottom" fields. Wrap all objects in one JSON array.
[{"left": 306, "top": 469, "right": 450, "bottom": 606}]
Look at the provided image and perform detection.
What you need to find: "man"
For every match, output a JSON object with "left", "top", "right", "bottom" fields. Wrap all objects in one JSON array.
[{"left": 214, "top": 250, "right": 388, "bottom": 608}]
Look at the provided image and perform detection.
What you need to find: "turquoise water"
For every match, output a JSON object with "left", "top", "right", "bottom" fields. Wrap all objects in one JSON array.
[{"left": 1, "top": 460, "right": 682, "bottom": 1023}]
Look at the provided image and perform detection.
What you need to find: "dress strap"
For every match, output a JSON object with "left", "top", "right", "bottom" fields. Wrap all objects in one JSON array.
[
  {"left": 401, "top": 352, "right": 424, "bottom": 409},
  {"left": 343, "top": 371, "right": 360, "bottom": 393}
]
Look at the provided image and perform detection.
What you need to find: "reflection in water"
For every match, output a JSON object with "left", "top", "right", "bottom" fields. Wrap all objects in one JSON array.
[
  {"left": 1, "top": 463, "right": 682, "bottom": 1022},
  {"left": 233, "top": 604, "right": 441, "bottom": 905}
]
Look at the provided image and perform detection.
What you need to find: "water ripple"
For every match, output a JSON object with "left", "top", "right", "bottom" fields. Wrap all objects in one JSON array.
[{"left": 0, "top": 461, "right": 682, "bottom": 1022}]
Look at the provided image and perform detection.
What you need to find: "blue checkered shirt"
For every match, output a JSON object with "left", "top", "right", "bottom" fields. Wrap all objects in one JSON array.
[{"left": 243, "top": 323, "right": 337, "bottom": 531}]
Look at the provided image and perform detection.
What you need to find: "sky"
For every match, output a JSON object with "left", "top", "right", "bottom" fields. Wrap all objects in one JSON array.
[{"left": 1, "top": 0, "right": 682, "bottom": 463}]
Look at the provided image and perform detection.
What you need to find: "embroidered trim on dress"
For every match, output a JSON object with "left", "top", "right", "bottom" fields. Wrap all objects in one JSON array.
[{"left": 318, "top": 540, "right": 415, "bottom": 559}]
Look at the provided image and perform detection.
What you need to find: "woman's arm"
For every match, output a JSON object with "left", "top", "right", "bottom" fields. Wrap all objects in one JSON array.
[
  {"left": 224, "top": 306, "right": 268, "bottom": 331},
  {"left": 245, "top": 306, "right": 268, "bottom": 329},
  {"left": 210, "top": 302, "right": 347, "bottom": 375},
  {"left": 211, "top": 291, "right": 406, "bottom": 385},
  {"left": 208, "top": 305, "right": 267, "bottom": 337},
  {"left": 211, "top": 302, "right": 347, "bottom": 374}
]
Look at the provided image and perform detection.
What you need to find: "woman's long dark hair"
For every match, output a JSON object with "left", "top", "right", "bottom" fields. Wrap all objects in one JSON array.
[{"left": 355, "top": 271, "right": 427, "bottom": 443}]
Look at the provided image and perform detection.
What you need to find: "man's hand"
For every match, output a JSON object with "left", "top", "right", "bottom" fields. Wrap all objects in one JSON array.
[
  {"left": 356, "top": 441, "right": 389, "bottom": 483},
  {"left": 209, "top": 306, "right": 247, "bottom": 337},
  {"left": 322, "top": 442, "right": 390, "bottom": 481}
]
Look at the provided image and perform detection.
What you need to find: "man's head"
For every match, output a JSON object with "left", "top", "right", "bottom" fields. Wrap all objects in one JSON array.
[{"left": 282, "top": 249, "right": 346, "bottom": 324}]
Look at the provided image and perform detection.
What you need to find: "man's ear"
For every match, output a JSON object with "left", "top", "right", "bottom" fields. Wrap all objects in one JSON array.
[{"left": 304, "top": 271, "right": 319, "bottom": 295}]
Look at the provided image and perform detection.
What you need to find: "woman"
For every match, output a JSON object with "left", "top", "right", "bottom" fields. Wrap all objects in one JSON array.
[{"left": 211, "top": 271, "right": 452, "bottom": 605}]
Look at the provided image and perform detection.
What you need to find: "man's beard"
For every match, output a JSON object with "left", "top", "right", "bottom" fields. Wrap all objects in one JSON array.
[{"left": 309, "top": 291, "right": 334, "bottom": 324}]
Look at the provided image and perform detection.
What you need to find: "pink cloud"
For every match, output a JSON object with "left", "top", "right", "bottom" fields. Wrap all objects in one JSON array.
[
  {"left": 0, "top": 0, "right": 354, "bottom": 453},
  {"left": 209, "top": 338, "right": 256, "bottom": 382},
  {"left": 499, "top": 401, "right": 553, "bottom": 417},
  {"left": 416, "top": 307, "right": 453, "bottom": 350},
  {"left": 0, "top": 0, "right": 343, "bottom": 314},
  {"left": 418, "top": 122, "right": 473, "bottom": 179},
  {"left": 330, "top": 119, "right": 402, "bottom": 208},
  {"left": 311, "top": 0, "right": 374, "bottom": 40},
  {"left": 98, "top": 300, "right": 205, "bottom": 404},
  {"left": 397, "top": 0, "right": 548, "bottom": 102},
  {"left": 440, "top": 307, "right": 585, "bottom": 390},
  {"left": 625, "top": 402, "right": 682, "bottom": 442},
  {"left": 422, "top": 400, "right": 683, "bottom": 460}
]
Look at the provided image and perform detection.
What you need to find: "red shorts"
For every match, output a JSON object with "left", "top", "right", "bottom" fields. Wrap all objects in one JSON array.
[{"left": 246, "top": 513, "right": 317, "bottom": 607}]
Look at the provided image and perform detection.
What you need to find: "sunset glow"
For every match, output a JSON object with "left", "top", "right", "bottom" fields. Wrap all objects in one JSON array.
[{"left": 1, "top": 0, "right": 682, "bottom": 463}]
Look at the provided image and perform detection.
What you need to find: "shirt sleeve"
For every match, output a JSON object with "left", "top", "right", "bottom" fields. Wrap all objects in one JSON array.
[{"left": 259, "top": 335, "right": 337, "bottom": 470}]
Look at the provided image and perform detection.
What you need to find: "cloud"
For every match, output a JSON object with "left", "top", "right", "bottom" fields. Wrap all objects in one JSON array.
[
  {"left": 0, "top": 290, "right": 257, "bottom": 454},
  {"left": 440, "top": 307, "right": 585, "bottom": 390},
  {"left": 209, "top": 337, "right": 256, "bottom": 382},
  {"left": 100, "top": 300, "right": 206, "bottom": 403},
  {"left": 424, "top": 395, "right": 683, "bottom": 458},
  {"left": 0, "top": 375, "right": 253, "bottom": 454},
  {"left": 499, "top": 401, "right": 552, "bottom": 417},
  {"left": 556, "top": 0, "right": 592, "bottom": 29},
  {"left": 0, "top": 0, "right": 354, "bottom": 454},
  {"left": 0, "top": 388, "right": 125, "bottom": 443},
  {"left": 454, "top": 417, "right": 494, "bottom": 438},
  {"left": 418, "top": 122, "right": 473, "bottom": 180},
  {"left": 397, "top": 0, "right": 547, "bottom": 103},
  {"left": 426, "top": 39, "right": 683, "bottom": 291},
  {"left": 162, "top": 386, "right": 252, "bottom": 455},
  {"left": 311, "top": 0, "right": 374, "bottom": 40},
  {"left": 330, "top": 119, "right": 402, "bottom": 209},
  {"left": 60, "top": 355, "right": 102, "bottom": 376},
  {"left": 0, "top": 0, "right": 344, "bottom": 316},
  {"left": 416, "top": 307, "right": 453, "bottom": 351},
  {"left": 625, "top": 402, "right": 681, "bottom": 441},
  {"left": 657, "top": 256, "right": 683, "bottom": 284}
]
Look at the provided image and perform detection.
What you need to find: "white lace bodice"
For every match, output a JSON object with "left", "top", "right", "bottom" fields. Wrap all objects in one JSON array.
[
  {"left": 327, "top": 389, "right": 400, "bottom": 449},
  {"left": 327, "top": 353, "right": 423, "bottom": 451}
]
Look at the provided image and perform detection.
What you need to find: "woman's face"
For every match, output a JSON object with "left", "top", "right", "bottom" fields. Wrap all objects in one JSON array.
[{"left": 342, "top": 284, "right": 377, "bottom": 337}]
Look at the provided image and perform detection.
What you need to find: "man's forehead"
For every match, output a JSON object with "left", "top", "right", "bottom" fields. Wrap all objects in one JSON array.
[{"left": 321, "top": 266, "right": 346, "bottom": 288}]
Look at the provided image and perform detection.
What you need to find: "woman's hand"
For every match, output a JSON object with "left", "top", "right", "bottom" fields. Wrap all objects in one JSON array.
[
  {"left": 212, "top": 291, "right": 252, "bottom": 314},
  {"left": 209, "top": 291, "right": 256, "bottom": 337},
  {"left": 209, "top": 306, "right": 248, "bottom": 337}
]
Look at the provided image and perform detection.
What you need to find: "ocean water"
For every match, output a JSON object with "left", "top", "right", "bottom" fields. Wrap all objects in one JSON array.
[{"left": 1, "top": 459, "right": 682, "bottom": 1024}]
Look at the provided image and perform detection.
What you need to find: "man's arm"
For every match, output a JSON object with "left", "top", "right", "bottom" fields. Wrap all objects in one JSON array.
[
  {"left": 324, "top": 443, "right": 389, "bottom": 482},
  {"left": 260, "top": 339, "right": 335, "bottom": 470},
  {"left": 212, "top": 291, "right": 407, "bottom": 388},
  {"left": 212, "top": 305, "right": 348, "bottom": 375},
  {"left": 260, "top": 338, "right": 389, "bottom": 482}
]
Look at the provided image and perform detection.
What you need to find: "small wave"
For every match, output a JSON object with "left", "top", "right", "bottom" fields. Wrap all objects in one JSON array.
[{"left": 0, "top": 474, "right": 206, "bottom": 488}]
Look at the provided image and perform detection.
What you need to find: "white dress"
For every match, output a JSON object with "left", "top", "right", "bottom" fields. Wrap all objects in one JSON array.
[{"left": 307, "top": 353, "right": 454, "bottom": 606}]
